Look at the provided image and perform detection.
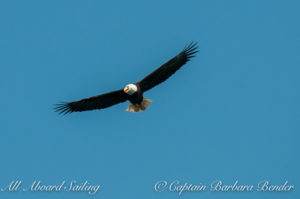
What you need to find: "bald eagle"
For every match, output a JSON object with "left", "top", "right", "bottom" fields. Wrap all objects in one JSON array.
[{"left": 54, "top": 42, "right": 199, "bottom": 114}]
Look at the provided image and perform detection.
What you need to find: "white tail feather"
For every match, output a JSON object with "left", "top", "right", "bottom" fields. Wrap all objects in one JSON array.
[{"left": 126, "top": 98, "right": 152, "bottom": 113}]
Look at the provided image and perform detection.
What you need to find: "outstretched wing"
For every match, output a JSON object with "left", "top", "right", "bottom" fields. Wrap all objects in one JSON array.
[
  {"left": 54, "top": 89, "right": 128, "bottom": 114},
  {"left": 138, "top": 42, "right": 199, "bottom": 92}
]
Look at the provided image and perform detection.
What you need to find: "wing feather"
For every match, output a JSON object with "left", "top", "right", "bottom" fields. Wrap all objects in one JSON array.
[
  {"left": 138, "top": 42, "right": 199, "bottom": 92},
  {"left": 54, "top": 89, "right": 128, "bottom": 114}
]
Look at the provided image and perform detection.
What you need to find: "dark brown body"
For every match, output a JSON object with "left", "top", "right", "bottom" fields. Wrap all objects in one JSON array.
[{"left": 128, "top": 83, "right": 143, "bottom": 104}]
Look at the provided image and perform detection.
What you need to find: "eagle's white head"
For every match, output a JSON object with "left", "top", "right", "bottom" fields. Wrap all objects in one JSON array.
[{"left": 123, "top": 84, "right": 137, "bottom": 95}]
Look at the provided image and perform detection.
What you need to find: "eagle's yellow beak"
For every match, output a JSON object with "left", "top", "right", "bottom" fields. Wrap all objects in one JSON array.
[{"left": 123, "top": 86, "right": 129, "bottom": 93}]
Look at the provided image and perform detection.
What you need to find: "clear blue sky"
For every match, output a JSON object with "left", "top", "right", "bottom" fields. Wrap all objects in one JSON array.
[{"left": 0, "top": 0, "right": 299, "bottom": 198}]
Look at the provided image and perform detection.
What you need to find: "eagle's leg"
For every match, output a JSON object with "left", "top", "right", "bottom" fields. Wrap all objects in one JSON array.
[{"left": 126, "top": 98, "right": 152, "bottom": 113}]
